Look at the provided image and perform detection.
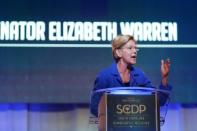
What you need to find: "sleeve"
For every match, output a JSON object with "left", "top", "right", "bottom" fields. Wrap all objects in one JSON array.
[
  {"left": 90, "top": 73, "right": 108, "bottom": 117},
  {"left": 158, "top": 83, "right": 173, "bottom": 106}
]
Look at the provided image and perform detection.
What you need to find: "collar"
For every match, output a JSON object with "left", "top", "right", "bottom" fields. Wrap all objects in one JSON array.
[{"left": 110, "top": 62, "right": 134, "bottom": 76}]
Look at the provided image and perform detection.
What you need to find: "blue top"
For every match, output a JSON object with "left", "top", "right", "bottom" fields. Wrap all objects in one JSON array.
[{"left": 90, "top": 63, "right": 172, "bottom": 117}]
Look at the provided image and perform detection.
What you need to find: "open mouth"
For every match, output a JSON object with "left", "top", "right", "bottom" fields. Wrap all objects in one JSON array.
[{"left": 131, "top": 56, "right": 136, "bottom": 58}]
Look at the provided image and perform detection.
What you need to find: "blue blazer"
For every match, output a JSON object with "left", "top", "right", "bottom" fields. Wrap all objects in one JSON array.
[{"left": 90, "top": 63, "right": 172, "bottom": 117}]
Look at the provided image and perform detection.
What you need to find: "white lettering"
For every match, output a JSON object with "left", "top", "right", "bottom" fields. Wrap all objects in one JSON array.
[
  {"left": 120, "top": 22, "right": 178, "bottom": 41},
  {"left": 0, "top": 21, "right": 177, "bottom": 42},
  {"left": 0, "top": 21, "right": 45, "bottom": 41}
]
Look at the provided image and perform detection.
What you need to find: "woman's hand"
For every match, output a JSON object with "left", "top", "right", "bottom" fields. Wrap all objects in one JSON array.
[{"left": 161, "top": 59, "right": 170, "bottom": 86}]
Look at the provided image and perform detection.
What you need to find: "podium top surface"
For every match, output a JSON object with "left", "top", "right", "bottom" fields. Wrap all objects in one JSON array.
[{"left": 93, "top": 87, "right": 171, "bottom": 95}]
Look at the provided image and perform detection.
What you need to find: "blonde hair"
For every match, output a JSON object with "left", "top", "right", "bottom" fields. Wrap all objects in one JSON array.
[{"left": 112, "top": 35, "right": 135, "bottom": 61}]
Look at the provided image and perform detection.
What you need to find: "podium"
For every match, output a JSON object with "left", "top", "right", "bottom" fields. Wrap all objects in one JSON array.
[{"left": 94, "top": 87, "right": 170, "bottom": 131}]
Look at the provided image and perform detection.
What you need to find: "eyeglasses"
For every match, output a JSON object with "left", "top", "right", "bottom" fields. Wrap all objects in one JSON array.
[{"left": 120, "top": 46, "right": 139, "bottom": 52}]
